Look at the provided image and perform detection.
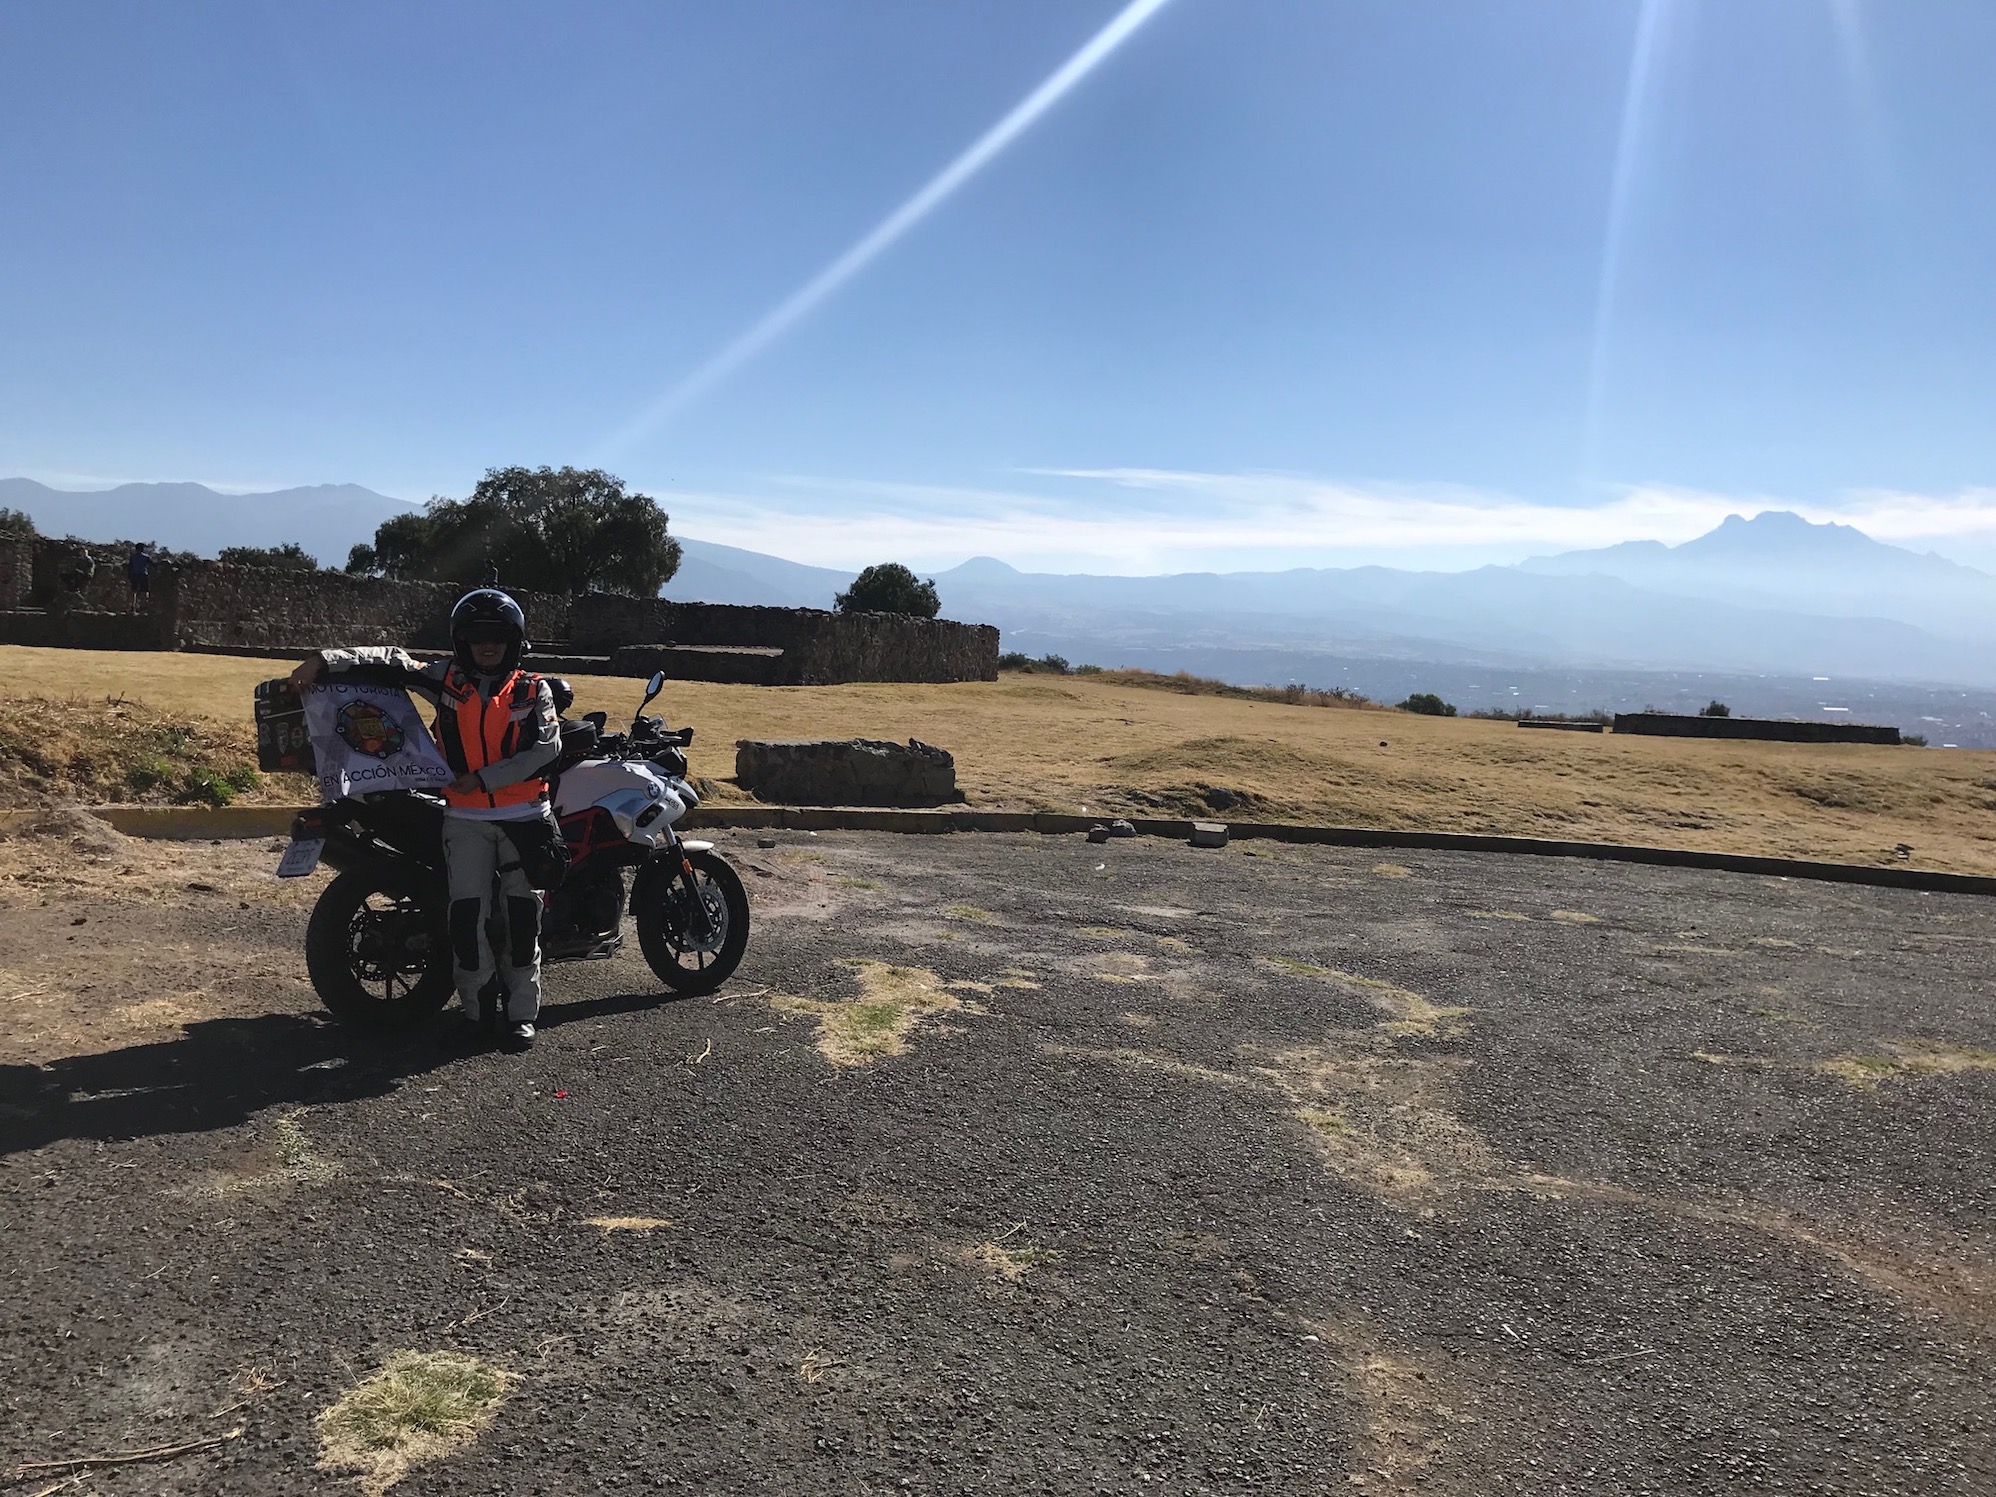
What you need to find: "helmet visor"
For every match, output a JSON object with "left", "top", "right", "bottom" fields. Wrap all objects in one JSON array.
[{"left": 462, "top": 622, "right": 516, "bottom": 645}]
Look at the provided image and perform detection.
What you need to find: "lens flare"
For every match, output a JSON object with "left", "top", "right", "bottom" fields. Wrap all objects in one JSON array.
[
  {"left": 601, "top": 0, "right": 1175, "bottom": 457},
  {"left": 1579, "top": 0, "right": 1669, "bottom": 487}
]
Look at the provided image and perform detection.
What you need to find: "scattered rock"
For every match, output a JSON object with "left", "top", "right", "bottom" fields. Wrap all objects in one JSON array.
[
  {"left": 1108, "top": 819, "right": 1137, "bottom": 838},
  {"left": 1190, "top": 822, "right": 1229, "bottom": 849},
  {"left": 1201, "top": 786, "right": 1239, "bottom": 811},
  {"left": 1087, "top": 825, "right": 1112, "bottom": 844},
  {"left": 756, "top": 835, "right": 777, "bottom": 849}
]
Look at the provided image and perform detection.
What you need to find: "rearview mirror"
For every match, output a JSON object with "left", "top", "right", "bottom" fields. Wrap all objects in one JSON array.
[{"left": 635, "top": 670, "right": 666, "bottom": 723}]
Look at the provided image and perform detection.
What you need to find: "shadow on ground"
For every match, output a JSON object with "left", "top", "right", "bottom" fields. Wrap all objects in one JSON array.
[{"left": 0, "top": 989, "right": 685, "bottom": 1158}]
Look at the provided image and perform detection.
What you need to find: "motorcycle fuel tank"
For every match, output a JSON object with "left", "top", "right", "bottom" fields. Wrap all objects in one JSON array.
[{"left": 554, "top": 758, "right": 687, "bottom": 847}]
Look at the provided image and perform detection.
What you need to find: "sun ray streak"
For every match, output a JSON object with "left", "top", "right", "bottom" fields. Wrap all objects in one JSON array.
[
  {"left": 1829, "top": 0, "right": 1893, "bottom": 195},
  {"left": 1580, "top": 0, "right": 1668, "bottom": 487},
  {"left": 600, "top": 0, "right": 1175, "bottom": 458}
]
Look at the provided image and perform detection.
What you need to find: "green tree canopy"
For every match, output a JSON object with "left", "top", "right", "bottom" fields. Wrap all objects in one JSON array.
[
  {"left": 0, "top": 507, "right": 35, "bottom": 540},
  {"left": 345, "top": 466, "right": 682, "bottom": 597},
  {"left": 1397, "top": 692, "right": 1457, "bottom": 717},
  {"left": 835, "top": 563, "right": 941, "bottom": 618},
  {"left": 219, "top": 542, "right": 319, "bottom": 571}
]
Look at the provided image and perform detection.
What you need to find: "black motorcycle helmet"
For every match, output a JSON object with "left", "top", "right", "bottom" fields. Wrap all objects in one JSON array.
[{"left": 450, "top": 588, "right": 527, "bottom": 675}]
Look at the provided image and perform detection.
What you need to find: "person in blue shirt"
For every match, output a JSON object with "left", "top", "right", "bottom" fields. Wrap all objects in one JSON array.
[{"left": 126, "top": 544, "right": 151, "bottom": 610}]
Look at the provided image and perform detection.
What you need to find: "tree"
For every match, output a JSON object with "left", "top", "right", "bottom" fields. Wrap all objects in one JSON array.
[
  {"left": 835, "top": 563, "right": 941, "bottom": 618},
  {"left": 0, "top": 507, "right": 35, "bottom": 540},
  {"left": 346, "top": 511, "right": 437, "bottom": 579},
  {"left": 219, "top": 542, "right": 319, "bottom": 571},
  {"left": 1398, "top": 692, "right": 1457, "bottom": 717},
  {"left": 344, "top": 466, "right": 681, "bottom": 597},
  {"left": 1700, "top": 700, "right": 1731, "bottom": 718}
]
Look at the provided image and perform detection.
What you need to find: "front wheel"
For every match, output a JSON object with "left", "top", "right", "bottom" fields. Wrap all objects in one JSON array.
[
  {"left": 633, "top": 848, "right": 749, "bottom": 995},
  {"left": 305, "top": 867, "right": 453, "bottom": 1030}
]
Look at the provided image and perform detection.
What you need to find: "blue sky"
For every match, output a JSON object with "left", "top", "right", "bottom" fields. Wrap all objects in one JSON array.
[{"left": 1, "top": 0, "right": 1991, "bottom": 572}]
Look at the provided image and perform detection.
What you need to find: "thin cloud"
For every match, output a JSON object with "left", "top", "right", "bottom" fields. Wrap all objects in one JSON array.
[{"left": 659, "top": 468, "right": 1996, "bottom": 574}]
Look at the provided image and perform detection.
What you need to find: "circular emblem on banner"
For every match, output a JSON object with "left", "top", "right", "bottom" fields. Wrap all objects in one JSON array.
[{"left": 336, "top": 700, "right": 405, "bottom": 759}]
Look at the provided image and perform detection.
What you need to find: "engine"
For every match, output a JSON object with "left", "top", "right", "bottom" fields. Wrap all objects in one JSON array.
[{"left": 545, "top": 868, "right": 626, "bottom": 950}]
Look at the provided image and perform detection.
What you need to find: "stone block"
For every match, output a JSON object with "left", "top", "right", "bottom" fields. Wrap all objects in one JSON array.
[
  {"left": 1190, "top": 821, "right": 1230, "bottom": 849},
  {"left": 735, "top": 738, "right": 957, "bottom": 807}
]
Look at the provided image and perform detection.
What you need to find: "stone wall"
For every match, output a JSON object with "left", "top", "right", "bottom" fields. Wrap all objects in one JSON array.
[
  {"left": 610, "top": 643, "right": 788, "bottom": 686},
  {"left": 169, "top": 562, "right": 569, "bottom": 651},
  {"left": 30, "top": 536, "right": 146, "bottom": 613},
  {"left": 1612, "top": 712, "right": 1901, "bottom": 746},
  {"left": 0, "top": 537, "right": 30, "bottom": 612},
  {"left": 0, "top": 533, "right": 998, "bottom": 685},
  {"left": 570, "top": 596, "right": 998, "bottom": 685}
]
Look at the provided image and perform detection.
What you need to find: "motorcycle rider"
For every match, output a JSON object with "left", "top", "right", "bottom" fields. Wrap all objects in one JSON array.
[{"left": 289, "top": 589, "right": 560, "bottom": 1050}]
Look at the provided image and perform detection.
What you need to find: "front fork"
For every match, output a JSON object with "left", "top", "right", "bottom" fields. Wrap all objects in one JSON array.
[{"left": 663, "top": 834, "right": 718, "bottom": 941}]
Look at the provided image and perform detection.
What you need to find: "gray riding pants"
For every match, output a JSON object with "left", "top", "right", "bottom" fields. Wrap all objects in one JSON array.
[{"left": 441, "top": 816, "right": 541, "bottom": 1023}]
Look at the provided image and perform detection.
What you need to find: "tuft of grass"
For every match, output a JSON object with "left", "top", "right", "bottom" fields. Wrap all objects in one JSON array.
[
  {"left": 944, "top": 903, "right": 996, "bottom": 922},
  {"left": 124, "top": 755, "right": 174, "bottom": 793},
  {"left": 769, "top": 961, "right": 984, "bottom": 1067},
  {"left": 1297, "top": 1106, "right": 1351, "bottom": 1134},
  {"left": 316, "top": 1350, "right": 511, "bottom": 1495},
  {"left": 1275, "top": 961, "right": 1470, "bottom": 1040},
  {"left": 182, "top": 766, "right": 237, "bottom": 806},
  {"left": 275, "top": 1114, "right": 339, "bottom": 1183},
  {"left": 1267, "top": 954, "right": 1332, "bottom": 976},
  {"left": 582, "top": 1216, "right": 672, "bottom": 1233},
  {"left": 1817, "top": 1040, "right": 1996, "bottom": 1091},
  {"left": 965, "top": 1239, "right": 1062, "bottom": 1281}
]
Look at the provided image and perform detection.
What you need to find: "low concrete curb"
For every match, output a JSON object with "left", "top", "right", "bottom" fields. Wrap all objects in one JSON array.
[
  {"left": 2, "top": 803, "right": 1989, "bottom": 897},
  {"left": 0, "top": 805, "right": 302, "bottom": 839}
]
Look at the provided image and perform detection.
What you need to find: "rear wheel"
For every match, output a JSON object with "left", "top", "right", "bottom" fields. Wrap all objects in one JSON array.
[
  {"left": 633, "top": 848, "right": 749, "bottom": 995},
  {"left": 305, "top": 867, "right": 453, "bottom": 1030}
]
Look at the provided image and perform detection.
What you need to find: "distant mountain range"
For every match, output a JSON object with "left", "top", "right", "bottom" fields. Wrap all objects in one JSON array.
[
  {"left": 9, "top": 474, "right": 1996, "bottom": 695},
  {"left": 0, "top": 476, "right": 415, "bottom": 575}
]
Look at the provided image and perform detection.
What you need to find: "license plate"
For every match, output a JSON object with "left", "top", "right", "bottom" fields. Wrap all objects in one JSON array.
[{"left": 276, "top": 837, "right": 325, "bottom": 878}]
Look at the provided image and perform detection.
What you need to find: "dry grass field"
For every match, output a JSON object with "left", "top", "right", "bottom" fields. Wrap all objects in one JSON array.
[{"left": 7, "top": 643, "right": 1996, "bottom": 874}]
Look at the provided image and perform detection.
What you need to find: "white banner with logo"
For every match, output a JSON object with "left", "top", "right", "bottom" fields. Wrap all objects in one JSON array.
[{"left": 302, "top": 681, "right": 452, "bottom": 801}]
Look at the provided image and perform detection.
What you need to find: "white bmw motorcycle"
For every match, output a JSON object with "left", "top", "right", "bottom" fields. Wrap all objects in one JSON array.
[{"left": 284, "top": 671, "right": 750, "bottom": 1030}]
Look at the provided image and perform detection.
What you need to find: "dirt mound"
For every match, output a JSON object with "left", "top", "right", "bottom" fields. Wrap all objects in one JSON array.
[
  {"left": 0, "top": 803, "right": 131, "bottom": 856},
  {"left": 0, "top": 693, "right": 307, "bottom": 809}
]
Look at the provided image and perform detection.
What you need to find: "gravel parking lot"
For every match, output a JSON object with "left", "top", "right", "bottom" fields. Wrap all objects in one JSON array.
[{"left": 2, "top": 826, "right": 1992, "bottom": 1494}]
